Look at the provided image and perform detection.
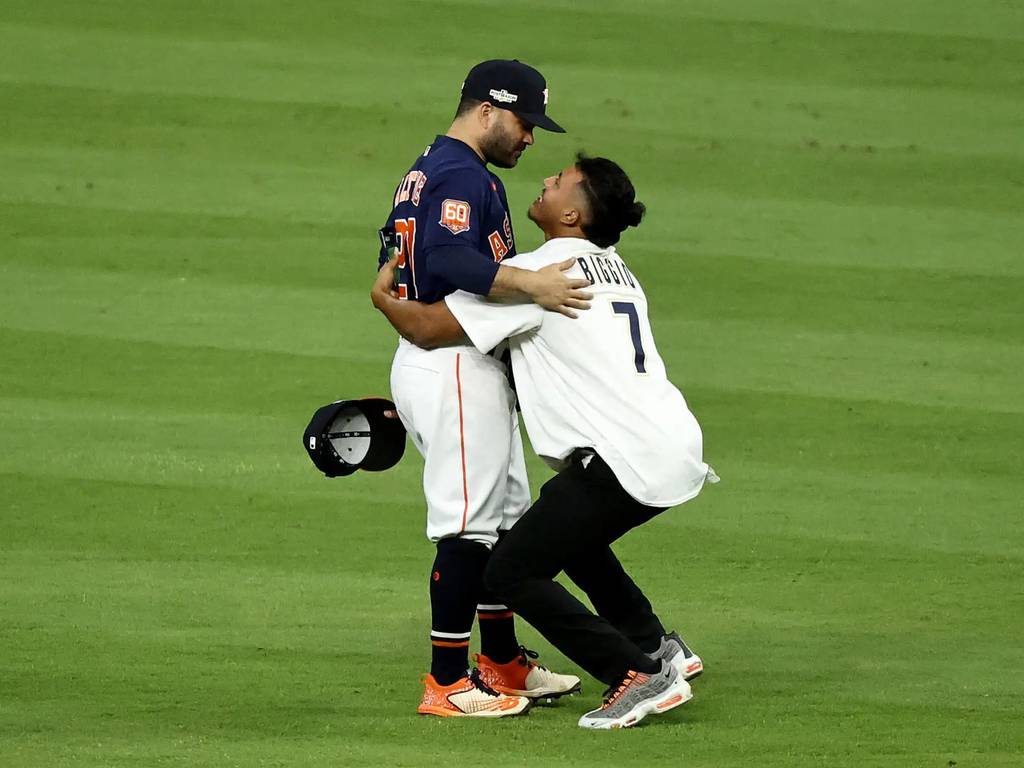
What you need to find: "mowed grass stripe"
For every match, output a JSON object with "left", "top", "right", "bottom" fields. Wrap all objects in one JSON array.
[
  {"left": 2, "top": 376, "right": 1020, "bottom": 560},
  {"left": 664, "top": 0, "right": 1024, "bottom": 41},
  {"left": 0, "top": 261, "right": 398, "bottom": 361},
  {"left": 3, "top": 324, "right": 1019, "bottom": 526},
  {"left": 0, "top": 200, "right": 344, "bottom": 240},
  {"left": 5, "top": 136, "right": 1020, "bottom": 225},
  {"left": 642, "top": 312, "right": 1022, "bottom": 414},
  {"left": 0, "top": 81, "right": 424, "bottom": 171},
  {"left": 3, "top": 2, "right": 1023, "bottom": 90},
  {"left": 5, "top": 190, "right": 1021, "bottom": 345},
  {"left": 4, "top": 0, "right": 1023, "bottom": 43},
  {"left": 2, "top": 79, "right": 1020, "bottom": 216},
  {"left": 614, "top": 194, "right": 1024, "bottom": 278},
  {"left": 2, "top": 386, "right": 1020, "bottom": 556},
  {"left": 604, "top": 136, "right": 1024, "bottom": 214},
  {"left": 7, "top": 193, "right": 1024, "bottom": 287},
  {"left": 5, "top": 522, "right": 1019, "bottom": 682},
  {"left": 4, "top": 146, "right": 1013, "bottom": 246},
  {"left": 0, "top": 473, "right": 424, "bottom": 565},
  {"left": 2, "top": 249, "right": 1021, "bottom": 415},
  {"left": 3, "top": 40, "right": 1022, "bottom": 158},
  {"left": 556, "top": 69, "right": 1023, "bottom": 161},
  {"left": 0, "top": 329, "right": 388, "bottom": 415},
  {"left": 0, "top": 410, "right": 429, "bottom": 504},
  {"left": 0, "top": 145, "right": 365, "bottom": 223},
  {"left": 646, "top": 250, "right": 1024, "bottom": 343},
  {"left": 4, "top": 417, "right": 1019, "bottom": 557},
  {"left": 1, "top": 305, "right": 1020, "bottom": 422}
]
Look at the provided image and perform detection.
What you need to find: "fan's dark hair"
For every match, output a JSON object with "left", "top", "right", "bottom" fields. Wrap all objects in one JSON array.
[{"left": 574, "top": 153, "right": 645, "bottom": 247}]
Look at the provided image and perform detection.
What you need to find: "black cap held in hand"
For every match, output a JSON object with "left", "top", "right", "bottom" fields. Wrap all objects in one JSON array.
[
  {"left": 303, "top": 398, "right": 406, "bottom": 478},
  {"left": 461, "top": 59, "right": 566, "bottom": 133}
]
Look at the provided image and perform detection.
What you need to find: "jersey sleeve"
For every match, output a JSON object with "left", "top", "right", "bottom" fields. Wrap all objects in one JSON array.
[
  {"left": 445, "top": 290, "right": 544, "bottom": 353},
  {"left": 428, "top": 245, "right": 500, "bottom": 296},
  {"left": 420, "top": 170, "right": 500, "bottom": 295},
  {"left": 421, "top": 170, "right": 486, "bottom": 251}
]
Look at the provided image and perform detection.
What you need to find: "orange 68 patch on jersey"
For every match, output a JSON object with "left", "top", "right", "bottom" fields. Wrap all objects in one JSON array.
[{"left": 439, "top": 199, "right": 472, "bottom": 235}]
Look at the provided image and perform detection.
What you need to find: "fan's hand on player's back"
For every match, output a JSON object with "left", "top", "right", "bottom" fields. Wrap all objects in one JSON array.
[{"left": 527, "top": 258, "right": 593, "bottom": 318}]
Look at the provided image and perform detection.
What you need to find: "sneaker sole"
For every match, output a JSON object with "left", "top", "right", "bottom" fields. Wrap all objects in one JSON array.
[
  {"left": 681, "top": 660, "right": 703, "bottom": 681},
  {"left": 417, "top": 700, "right": 531, "bottom": 718},
  {"left": 495, "top": 680, "right": 582, "bottom": 699},
  {"left": 668, "top": 653, "right": 704, "bottom": 681},
  {"left": 577, "top": 678, "right": 692, "bottom": 730}
]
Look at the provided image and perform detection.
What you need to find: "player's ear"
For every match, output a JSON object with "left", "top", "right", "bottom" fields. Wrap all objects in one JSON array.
[
  {"left": 478, "top": 101, "right": 495, "bottom": 128},
  {"left": 561, "top": 207, "right": 581, "bottom": 226}
]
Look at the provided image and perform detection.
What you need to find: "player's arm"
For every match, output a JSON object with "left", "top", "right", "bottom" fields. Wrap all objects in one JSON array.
[
  {"left": 429, "top": 245, "right": 592, "bottom": 318},
  {"left": 371, "top": 258, "right": 467, "bottom": 350},
  {"left": 421, "top": 176, "right": 593, "bottom": 317},
  {"left": 492, "top": 259, "right": 593, "bottom": 318}
]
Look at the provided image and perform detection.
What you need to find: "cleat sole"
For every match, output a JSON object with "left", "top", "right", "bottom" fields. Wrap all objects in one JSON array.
[{"left": 496, "top": 680, "right": 582, "bottom": 700}]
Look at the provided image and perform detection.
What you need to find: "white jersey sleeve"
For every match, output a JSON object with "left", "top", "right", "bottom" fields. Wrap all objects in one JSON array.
[{"left": 444, "top": 291, "right": 544, "bottom": 354}]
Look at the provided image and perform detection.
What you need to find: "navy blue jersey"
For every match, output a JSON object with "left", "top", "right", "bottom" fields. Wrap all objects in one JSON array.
[{"left": 378, "top": 135, "right": 516, "bottom": 303}]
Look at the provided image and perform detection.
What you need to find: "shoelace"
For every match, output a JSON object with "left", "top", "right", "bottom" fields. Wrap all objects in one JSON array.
[
  {"left": 516, "top": 645, "right": 548, "bottom": 670},
  {"left": 601, "top": 671, "right": 637, "bottom": 710},
  {"left": 469, "top": 668, "right": 502, "bottom": 697}
]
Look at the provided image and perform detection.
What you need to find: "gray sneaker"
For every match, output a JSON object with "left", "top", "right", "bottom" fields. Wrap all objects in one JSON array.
[
  {"left": 577, "top": 660, "right": 692, "bottom": 729},
  {"left": 649, "top": 631, "right": 704, "bottom": 680}
]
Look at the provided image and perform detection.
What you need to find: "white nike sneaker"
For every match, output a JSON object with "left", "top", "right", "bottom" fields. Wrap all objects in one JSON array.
[{"left": 649, "top": 631, "right": 704, "bottom": 680}]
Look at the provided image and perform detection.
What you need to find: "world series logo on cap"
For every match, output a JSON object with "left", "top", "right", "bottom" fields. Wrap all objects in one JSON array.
[{"left": 488, "top": 88, "right": 518, "bottom": 104}]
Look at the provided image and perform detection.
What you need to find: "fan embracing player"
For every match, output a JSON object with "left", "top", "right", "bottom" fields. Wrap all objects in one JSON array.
[
  {"left": 377, "top": 60, "right": 587, "bottom": 717},
  {"left": 372, "top": 154, "right": 717, "bottom": 729}
]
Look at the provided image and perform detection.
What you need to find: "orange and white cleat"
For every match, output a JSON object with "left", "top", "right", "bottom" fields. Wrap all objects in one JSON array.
[
  {"left": 475, "top": 646, "right": 582, "bottom": 700},
  {"left": 417, "top": 669, "right": 530, "bottom": 718}
]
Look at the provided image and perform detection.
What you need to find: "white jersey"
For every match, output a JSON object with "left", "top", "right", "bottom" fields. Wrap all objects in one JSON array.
[{"left": 445, "top": 237, "right": 713, "bottom": 507}]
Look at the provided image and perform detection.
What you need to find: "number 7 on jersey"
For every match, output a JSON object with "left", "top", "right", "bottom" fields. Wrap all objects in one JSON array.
[{"left": 612, "top": 301, "right": 647, "bottom": 374}]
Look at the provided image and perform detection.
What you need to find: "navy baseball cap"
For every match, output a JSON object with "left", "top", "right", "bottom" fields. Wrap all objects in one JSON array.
[
  {"left": 462, "top": 59, "right": 566, "bottom": 133},
  {"left": 303, "top": 398, "right": 406, "bottom": 478}
]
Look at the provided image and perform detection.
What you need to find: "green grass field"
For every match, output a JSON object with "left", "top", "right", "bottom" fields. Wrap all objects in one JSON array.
[{"left": 3, "top": 1, "right": 1023, "bottom": 765}]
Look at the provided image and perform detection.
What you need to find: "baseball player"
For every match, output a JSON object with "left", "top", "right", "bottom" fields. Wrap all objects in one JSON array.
[
  {"left": 377, "top": 60, "right": 584, "bottom": 717},
  {"left": 372, "top": 154, "right": 718, "bottom": 728}
]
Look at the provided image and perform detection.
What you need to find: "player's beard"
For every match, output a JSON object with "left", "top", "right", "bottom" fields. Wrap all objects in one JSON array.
[{"left": 480, "top": 120, "right": 525, "bottom": 169}]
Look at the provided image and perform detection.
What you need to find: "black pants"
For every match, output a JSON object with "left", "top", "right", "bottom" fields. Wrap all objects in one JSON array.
[{"left": 484, "top": 451, "right": 667, "bottom": 686}]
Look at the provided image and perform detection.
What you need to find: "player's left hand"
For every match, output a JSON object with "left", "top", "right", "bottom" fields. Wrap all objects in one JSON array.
[
  {"left": 529, "top": 258, "right": 594, "bottom": 318},
  {"left": 371, "top": 257, "right": 401, "bottom": 308}
]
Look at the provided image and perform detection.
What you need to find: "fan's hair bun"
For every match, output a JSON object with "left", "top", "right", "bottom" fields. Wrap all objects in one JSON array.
[
  {"left": 575, "top": 153, "right": 644, "bottom": 248},
  {"left": 623, "top": 201, "right": 646, "bottom": 228}
]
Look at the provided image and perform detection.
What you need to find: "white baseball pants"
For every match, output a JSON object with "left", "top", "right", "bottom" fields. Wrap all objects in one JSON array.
[{"left": 390, "top": 339, "right": 531, "bottom": 547}]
